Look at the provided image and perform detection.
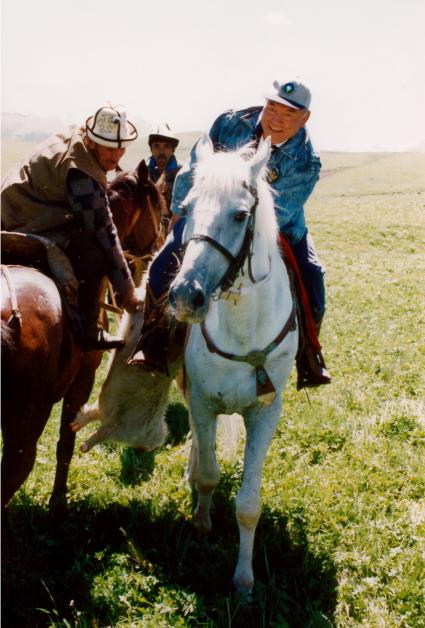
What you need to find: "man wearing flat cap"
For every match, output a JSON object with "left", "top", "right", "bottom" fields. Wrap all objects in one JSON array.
[
  {"left": 1, "top": 105, "right": 142, "bottom": 350},
  {"left": 147, "top": 123, "right": 182, "bottom": 209},
  {"left": 131, "top": 81, "right": 330, "bottom": 388}
]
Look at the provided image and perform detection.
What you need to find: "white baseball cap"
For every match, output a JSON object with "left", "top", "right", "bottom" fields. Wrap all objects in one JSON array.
[
  {"left": 148, "top": 123, "right": 179, "bottom": 149},
  {"left": 264, "top": 80, "right": 311, "bottom": 110},
  {"left": 85, "top": 105, "right": 138, "bottom": 148}
]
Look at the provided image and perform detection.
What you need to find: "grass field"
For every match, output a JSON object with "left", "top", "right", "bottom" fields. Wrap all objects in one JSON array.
[{"left": 2, "top": 142, "right": 425, "bottom": 627}]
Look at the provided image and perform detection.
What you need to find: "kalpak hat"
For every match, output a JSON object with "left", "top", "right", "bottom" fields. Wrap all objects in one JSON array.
[
  {"left": 86, "top": 105, "right": 138, "bottom": 148},
  {"left": 148, "top": 123, "right": 179, "bottom": 149},
  {"left": 265, "top": 80, "right": 311, "bottom": 110}
]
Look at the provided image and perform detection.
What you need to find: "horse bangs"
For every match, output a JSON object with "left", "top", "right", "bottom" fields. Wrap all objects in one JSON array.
[{"left": 194, "top": 150, "right": 252, "bottom": 196}]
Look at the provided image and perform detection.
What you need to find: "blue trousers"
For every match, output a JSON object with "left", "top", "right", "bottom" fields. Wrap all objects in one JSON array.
[{"left": 149, "top": 217, "right": 326, "bottom": 322}]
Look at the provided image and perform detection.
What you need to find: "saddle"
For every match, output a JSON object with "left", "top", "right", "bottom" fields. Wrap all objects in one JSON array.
[{"left": 1, "top": 231, "right": 80, "bottom": 329}]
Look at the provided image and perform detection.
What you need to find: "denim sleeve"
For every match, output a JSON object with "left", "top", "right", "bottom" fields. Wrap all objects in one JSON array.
[
  {"left": 273, "top": 161, "right": 321, "bottom": 243},
  {"left": 170, "top": 160, "right": 194, "bottom": 215},
  {"left": 170, "top": 113, "right": 227, "bottom": 216},
  {"left": 276, "top": 167, "right": 320, "bottom": 214}
]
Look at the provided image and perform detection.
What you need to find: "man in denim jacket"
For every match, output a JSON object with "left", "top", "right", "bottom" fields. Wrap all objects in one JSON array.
[{"left": 131, "top": 80, "right": 330, "bottom": 386}]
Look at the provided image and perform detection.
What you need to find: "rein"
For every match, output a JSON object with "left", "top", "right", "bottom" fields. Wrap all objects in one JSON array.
[{"left": 186, "top": 183, "right": 259, "bottom": 294}]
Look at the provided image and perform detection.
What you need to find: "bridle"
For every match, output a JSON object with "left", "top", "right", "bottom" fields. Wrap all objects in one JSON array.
[{"left": 183, "top": 182, "right": 260, "bottom": 295}]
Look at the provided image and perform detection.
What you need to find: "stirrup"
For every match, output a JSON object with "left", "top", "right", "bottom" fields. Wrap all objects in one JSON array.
[
  {"left": 82, "top": 328, "right": 125, "bottom": 352},
  {"left": 296, "top": 350, "right": 331, "bottom": 390}
]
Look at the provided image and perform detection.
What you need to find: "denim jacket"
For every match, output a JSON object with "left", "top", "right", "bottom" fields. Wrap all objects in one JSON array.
[{"left": 171, "top": 106, "right": 321, "bottom": 245}]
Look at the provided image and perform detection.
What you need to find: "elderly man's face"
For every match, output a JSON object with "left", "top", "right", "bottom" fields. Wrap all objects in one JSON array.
[
  {"left": 86, "top": 138, "right": 126, "bottom": 172},
  {"left": 151, "top": 141, "right": 175, "bottom": 172},
  {"left": 261, "top": 99, "right": 310, "bottom": 144}
]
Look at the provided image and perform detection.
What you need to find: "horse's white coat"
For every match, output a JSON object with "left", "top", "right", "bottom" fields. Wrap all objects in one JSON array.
[{"left": 170, "top": 135, "right": 298, "bottom": 596}]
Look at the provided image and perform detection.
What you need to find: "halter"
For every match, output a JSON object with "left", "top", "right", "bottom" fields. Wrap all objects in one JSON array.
[{"left": 184, "top": 183, "right": 259, "bottom": 295}]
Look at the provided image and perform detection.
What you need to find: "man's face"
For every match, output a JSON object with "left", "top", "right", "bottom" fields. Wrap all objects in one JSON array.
[
  {"left": 87, "top": 139, "right": 126, "bottom": 172},
  {"left": 261, "top": 99, "right": 310, "bottom": 144},
  {"left": 150, "top": 141, "right": 175, "bottom": 172}
]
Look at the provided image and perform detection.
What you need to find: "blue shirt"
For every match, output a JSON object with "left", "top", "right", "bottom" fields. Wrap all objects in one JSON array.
[{"left": 171, "top": 106, "right": 321, "bottom": 245}]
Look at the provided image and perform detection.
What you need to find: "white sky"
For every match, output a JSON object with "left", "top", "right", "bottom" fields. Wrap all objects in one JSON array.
[{"left": 2, "top": 0, "right": 424, "bottom": 151}]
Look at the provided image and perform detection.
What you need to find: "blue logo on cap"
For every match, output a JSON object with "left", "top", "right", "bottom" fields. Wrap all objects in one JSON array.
[{"left": 282, "top": 83, "right": 295, "bottom": 94}]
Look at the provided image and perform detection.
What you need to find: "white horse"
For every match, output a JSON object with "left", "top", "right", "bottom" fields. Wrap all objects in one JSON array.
[{"left": 168, "top": 135, "right": 299, "bottom": 596}]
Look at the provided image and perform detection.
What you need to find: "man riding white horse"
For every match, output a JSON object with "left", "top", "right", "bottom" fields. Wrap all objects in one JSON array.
[
  {"left": 1, "top": 105, "right": 142, "bottom": 350},
  {"left": 130, "top": 80, "right": 331, "bottom": 388}
]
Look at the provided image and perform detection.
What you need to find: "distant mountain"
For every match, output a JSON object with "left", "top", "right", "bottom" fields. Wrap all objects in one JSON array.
[
  {"left": 2, "top": 112, "right": 68, "bottom": 142},
  {"left": 1, "top": 112, "right": 152, "bottom": 142}
]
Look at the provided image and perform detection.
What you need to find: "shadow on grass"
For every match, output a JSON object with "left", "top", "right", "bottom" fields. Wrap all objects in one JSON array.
[
  {"left": 119, "top": 400, "right": 190, "bottom": 486},
  {"left": 2, "top": 471, "right": 336, "bottom": 628}
]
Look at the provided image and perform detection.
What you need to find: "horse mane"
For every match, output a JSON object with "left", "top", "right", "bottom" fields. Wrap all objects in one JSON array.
[{"left": 193, "top": 146, "right": 278, "bottom": 250}]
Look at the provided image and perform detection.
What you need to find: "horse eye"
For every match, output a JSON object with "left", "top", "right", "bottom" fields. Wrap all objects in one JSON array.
[{"left": 234, "top": 210, "right": 248, "bottom": 222}]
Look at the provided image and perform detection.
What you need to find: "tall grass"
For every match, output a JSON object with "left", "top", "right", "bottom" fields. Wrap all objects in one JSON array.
[{"left": 2, "top": 152, "right": 425, "bottom": 627}]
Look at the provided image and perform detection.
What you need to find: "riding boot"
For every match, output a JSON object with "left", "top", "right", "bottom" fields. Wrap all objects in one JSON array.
[
  {"left": 66, "top": 233, "right": 125, "bottom": 352},
  {"left": 128, "top": 283, "right": 185, "bottom": 373},
  {"left": 296, "top": 315, "right": 331, "bottom": 390},
  {"left": 78, "top": 277, "right": 125, "bottom": 352}
]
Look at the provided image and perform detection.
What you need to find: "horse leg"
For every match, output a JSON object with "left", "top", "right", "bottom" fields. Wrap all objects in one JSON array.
[
  {"left": 232, "top": 402, "right": 282, "bottom": 596},
  {"left": 50, "top": 351, "right": 102, "bottom": 509},
  {"left": 1, "top": 402, "right": 53, "bottom": 508},
  {"left": 188, "top": 396, "right": 220, "bottom": 534}
]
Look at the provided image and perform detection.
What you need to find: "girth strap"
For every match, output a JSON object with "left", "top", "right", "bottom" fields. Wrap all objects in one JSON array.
[{"left": 1, "top": 265, "right": 22, "bottom": 327}]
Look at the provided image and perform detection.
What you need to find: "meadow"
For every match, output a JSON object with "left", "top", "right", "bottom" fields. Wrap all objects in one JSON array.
[{"left": 1, "top": 139, "right": 425, "bottom": 627}]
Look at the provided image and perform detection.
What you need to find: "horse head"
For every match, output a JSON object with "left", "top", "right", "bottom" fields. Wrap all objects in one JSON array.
[
  {"left": 169, "top": 135, "right": 272, "bottom": 323},
  {"left": 108, "top": 160, "right": 170, "bottom": 259}
]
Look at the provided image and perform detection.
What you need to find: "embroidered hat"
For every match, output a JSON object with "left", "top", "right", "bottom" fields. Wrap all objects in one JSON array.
[
  {"left": 148, "top": 123, "right": 179, "bottom": 149},
  {"left": 85, "top": 105, "right": 138, "bottom": 148},
  {"left": 264, "top": 80, "right": 311, "bottom": 110}
]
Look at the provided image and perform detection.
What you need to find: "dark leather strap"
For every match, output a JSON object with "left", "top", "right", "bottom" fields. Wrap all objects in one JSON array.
[
  {"left": 189, "top": 234, "right": 237, "bottom": 264},
  {"left": 200, "top": 304, "right": 296, "bottom": 368}
]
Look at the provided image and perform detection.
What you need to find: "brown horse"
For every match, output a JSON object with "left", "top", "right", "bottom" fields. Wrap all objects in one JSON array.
[{"left": 1, "top": 159, "right": 169, "bottom": 509}]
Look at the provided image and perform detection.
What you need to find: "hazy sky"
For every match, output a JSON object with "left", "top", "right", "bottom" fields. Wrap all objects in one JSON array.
[{"left": 2, "top": 0, "right": 424, "bottom": 151}]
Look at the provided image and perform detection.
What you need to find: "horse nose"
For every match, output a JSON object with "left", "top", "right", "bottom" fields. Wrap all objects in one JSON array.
[
  {"left": 191, "top": 288, "right": 205, "bottom": 309},
  {"left": 169, "top": 283, "right": 205, "bottom": 310}
]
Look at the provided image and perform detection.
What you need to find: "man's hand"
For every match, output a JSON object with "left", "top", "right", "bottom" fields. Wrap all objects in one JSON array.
[{"left": 121, "top": 289, "right": 143, "bottom": 314}]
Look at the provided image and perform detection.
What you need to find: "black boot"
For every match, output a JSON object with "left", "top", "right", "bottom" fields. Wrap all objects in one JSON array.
[
  {"left": 296, "top": 316, "right": 331, "bottom": 390},
  {"left": 82, "top": 324, "right": 125, "bottom": 351}
]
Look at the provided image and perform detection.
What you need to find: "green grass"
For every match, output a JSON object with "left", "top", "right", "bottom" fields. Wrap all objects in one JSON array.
[{"left": 2, "top": 151, "right": 425, "bottom": 627}]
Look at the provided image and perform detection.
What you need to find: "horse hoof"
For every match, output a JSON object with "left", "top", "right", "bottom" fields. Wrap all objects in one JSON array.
[{"left": 232, "top": 574, "right": 254, "bottom": 603}]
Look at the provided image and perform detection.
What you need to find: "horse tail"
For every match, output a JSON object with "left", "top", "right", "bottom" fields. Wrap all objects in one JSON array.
[
  {"left": 1, "top": 318, "right": 15, "bottom": 351},
  {"left": 1, "top": 319, "right": 16, "bottom": 370}
]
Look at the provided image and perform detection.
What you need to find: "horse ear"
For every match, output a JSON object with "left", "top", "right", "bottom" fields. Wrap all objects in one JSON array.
[
  {"left": 137, "top": 159, "right": 149, "bottom": 184},
  {"left": 250, "top": 137, "right": 271, "bottom": 182},
  {"left": 193, "top": 133, "right": 214, "bottom": 164}
]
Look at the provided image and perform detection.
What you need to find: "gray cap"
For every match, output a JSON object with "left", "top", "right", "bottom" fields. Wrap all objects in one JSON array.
[{"left": 264, "top": 80, "right": 311, "bottom": 110}]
